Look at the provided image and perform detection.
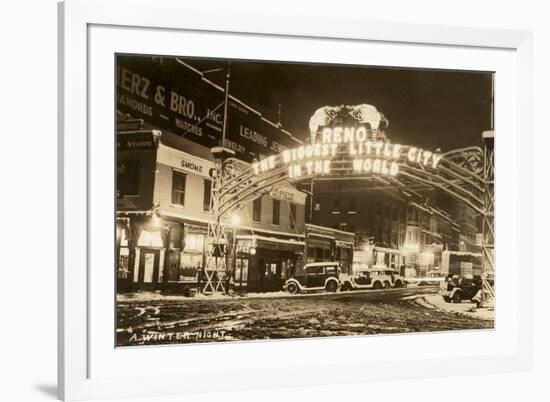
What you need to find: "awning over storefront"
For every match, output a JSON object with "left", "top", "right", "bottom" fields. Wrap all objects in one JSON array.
[
  {"left": 306, "top": 236, "right": 332, "bottom": 249},
  {"left": 236, "top": 235, "right": 305, "bottom": 253},
  {"left": 255, "top": 239, "right": 304, "bottom": 253},
  {"left": 335, "top": 240, "right": 354, "bottom": 249}
]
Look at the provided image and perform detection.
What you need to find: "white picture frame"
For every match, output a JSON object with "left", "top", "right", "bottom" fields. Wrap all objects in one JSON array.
[{"left": 58, "top": 0, "right": 533, "bottom": 400}]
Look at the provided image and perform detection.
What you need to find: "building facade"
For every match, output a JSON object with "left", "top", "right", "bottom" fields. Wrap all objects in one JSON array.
[
  {"left": 308, "top": 179, "right": 462, "bottom": 277},
  {"left": 115, "top": 55, "right": 354, "bottom": 294},
  {"left": 116, "top": 123, "right": 312, "bottom": 293}
]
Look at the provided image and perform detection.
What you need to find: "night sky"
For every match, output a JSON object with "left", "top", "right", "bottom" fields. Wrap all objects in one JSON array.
[{"left": 180, "top": 57, "right": 493, "bottom": 152}]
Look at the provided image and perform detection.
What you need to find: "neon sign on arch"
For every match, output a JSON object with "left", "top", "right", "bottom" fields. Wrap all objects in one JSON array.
[{"left": 251, "top": 104, "right": 443, "bottom": 179}]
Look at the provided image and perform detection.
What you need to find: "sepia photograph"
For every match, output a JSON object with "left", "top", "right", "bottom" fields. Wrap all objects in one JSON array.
[{"left": 115, "top": 54, "right": 495, "bottom": 347}]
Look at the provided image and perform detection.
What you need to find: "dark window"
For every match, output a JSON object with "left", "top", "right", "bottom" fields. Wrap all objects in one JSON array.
[
  {"left": 289, "top": 203, "right": 297, "bottom": 229},
  {"left": 203, "top": 179, "right": 212, "bottom": 211},
  {"left": 253, "top": 197, "right": 262, "bottom": 222},
  {"left": 348, "top": 197, "right": 357, "bottom": 213},
  {"left": 308, "top": 266, "right": 324, "bottom": 275},
  {"left": 272, "top": 199, "right": 280, "bottom": 225},
  {"left": 117, "top": 159, "right": 140, "bottom": 196},
  {"left": 171, "top": 171, "right": 187, "bottom": 205},
  {"left": 376, "top": 201, "right": 382, "bottom": 216},
  {"left": 315, "top": 247, "right": 324, "bottom": 260},
  {"left": 349, "top": 223, "right": 356, "bottom": 233},
  {"left": 333, "top": 197, "right": 341, "bottom": 212},
  {"left": 339, "top": 222, "right": 348, "bottom": 231}
]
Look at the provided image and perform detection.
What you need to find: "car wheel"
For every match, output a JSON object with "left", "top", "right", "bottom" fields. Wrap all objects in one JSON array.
[
  {"left": 286, "top": 282, "right": 299, "bottom": 294},
  {"left": 326, "top": 281, "right": 338, "bottom": 293},
  {"left": 452, "top": 292, "right": 462, "bottom": 303},
  {"left": 384, "top": 281, "right": 392, "bottom": 289},
  {"left": 394, "top": 280, "right": 403, "bottom": 288},
  {"left": 373, "top": 281, "right": 382, "bottom": 290}
]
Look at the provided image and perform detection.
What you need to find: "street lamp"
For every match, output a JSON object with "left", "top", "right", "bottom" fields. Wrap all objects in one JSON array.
[
  {"left": 151, "top": 212, "right": 162, "bottom": 229},
  {"left": 230, "top": 214, "right": 241, "bottom": 227}
]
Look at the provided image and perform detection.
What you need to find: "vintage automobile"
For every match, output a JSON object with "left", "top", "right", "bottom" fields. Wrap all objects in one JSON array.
[
  {"left": 442, "top": 274, "right": 492, "bottom": 305},
  {"left": 340, "top": 267, "right": 407, "bottom": 291},
  {"left": 405, "top": 271, "right": 447, "bottom": 289},
  {"left": 283, "top": 262, "right": 341, "bottom": 294}
]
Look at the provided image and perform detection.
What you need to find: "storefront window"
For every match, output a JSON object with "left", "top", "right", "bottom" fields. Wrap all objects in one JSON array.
[
  {"left": 185, "top": 233, "right": 205, "bottom": 252},
  {"left": 120, "top": 228, "right": 128, "bottom": 247},
  {"left": 234, "top": 258, "right": 249, "bottom": 282},
  {"left": 117, "top": 247, "right": 130, "bottom": 278},
  {"left": 137, "top": 230, "right": 164, "bottom": 247},
  {"left": 179, "top": 253, "right": 201, "bottom": 281}
]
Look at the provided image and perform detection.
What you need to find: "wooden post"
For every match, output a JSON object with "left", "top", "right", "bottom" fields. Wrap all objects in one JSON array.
[
  {"left": 126, "top": 219, "right": 138, "bottom": 292},
  {"left": 162, "top": 223, "right": 171, "bottom": 292}
]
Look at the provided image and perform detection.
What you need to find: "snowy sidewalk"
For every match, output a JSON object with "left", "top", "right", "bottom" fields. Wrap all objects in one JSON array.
[
  {"left": 422, "top": 294, "right": 494, "bottom": 321},
  {"left": 117, "top": 286, "right": 440, "bottom": 304}
]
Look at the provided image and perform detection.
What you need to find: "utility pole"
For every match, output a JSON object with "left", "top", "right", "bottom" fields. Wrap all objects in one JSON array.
[{"left": 221, "top": 61, "right": 231, "bottom": 148}]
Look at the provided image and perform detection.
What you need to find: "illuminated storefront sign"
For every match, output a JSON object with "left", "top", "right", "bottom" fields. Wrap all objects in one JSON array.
[{"left": 252, "top": 105, "right": 442, "bottom": 179}]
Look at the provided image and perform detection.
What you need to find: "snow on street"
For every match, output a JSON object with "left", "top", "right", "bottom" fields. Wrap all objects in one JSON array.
[
  {"left": 116, "top": 290, "right": 494, "bottom": 346},
  {"left": 423, "top": 294, "right": 495, "bottom": 321}
]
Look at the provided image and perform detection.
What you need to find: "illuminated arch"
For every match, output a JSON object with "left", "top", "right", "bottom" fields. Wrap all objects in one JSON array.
[{"left": 201, "top": 105, "right": 494, "bottom": 301}]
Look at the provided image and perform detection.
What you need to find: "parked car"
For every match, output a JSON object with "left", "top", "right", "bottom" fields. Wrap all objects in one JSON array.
[
  {"left": 340, "top": 267, "right": 407, "bottom": 291},
  {"left": 283, "top": 262, "right": 341, "bottom": 294},
  {"left": 406, "top": 271, "right": 447, "bottom": 289},
  {"left": 442, "top": 274, "right": 493, "bottom": 305}
]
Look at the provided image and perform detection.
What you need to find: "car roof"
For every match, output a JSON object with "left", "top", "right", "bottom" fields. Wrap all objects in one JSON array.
[{"left": 358, "top": 267, "right": 395, "bottom": 272}]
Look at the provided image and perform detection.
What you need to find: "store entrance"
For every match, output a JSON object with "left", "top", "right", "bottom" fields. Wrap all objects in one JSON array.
[
  {"left": 137, "top": 248, "right": 161, "bottom": 290},
  {"left": 257, "top": 258, "right": 283, "bottom": 293}
]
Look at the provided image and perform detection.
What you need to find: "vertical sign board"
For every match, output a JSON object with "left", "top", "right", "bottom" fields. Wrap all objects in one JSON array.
[{"left": 116, "top": 56, "right": 301, "bottom": 163}]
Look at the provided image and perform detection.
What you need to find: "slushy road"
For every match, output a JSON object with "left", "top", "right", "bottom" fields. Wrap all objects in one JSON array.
[{"left": 116, "top": 287, "right": 493, "bottom": 346}]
